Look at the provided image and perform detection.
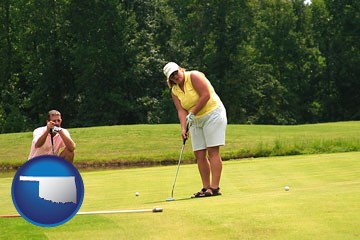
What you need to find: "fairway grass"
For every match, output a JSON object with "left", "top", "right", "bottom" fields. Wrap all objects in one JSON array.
[
  {"left": 2, "top": 122, "right": 360, "bottom": 169},
  {"left": 1, "top": 152, "right": 359, "bottom": 239}
]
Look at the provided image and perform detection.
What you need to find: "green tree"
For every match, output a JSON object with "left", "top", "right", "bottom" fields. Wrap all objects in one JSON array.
[
  {"left": 2, "top": 0, "right": 359, "bottom": 131},
  {"left": 10, "top": 0, "right": 76, "bottom": 128},
  {"left": 67, "top": 0, "right": 140, "bottom": 126},
  {"left": 123, "top": 0, "right": 178, "bottom": 123},
  {"left": 240, "top": 0, "right": 324, "bottom": 124},
  {"left": 321, "top": 0, "right": 360, "bottom": 120},
  {"left": 0, "top": 0, "right": 28, "bottom": 132}
]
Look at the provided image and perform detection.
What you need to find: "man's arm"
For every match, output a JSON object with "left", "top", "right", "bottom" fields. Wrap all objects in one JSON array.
[
  {"left": 34, "top": 127, "right": 51, "bottom": 148},
  {"left": 58, "top": 130, "right": 76, "bottom": 152}
]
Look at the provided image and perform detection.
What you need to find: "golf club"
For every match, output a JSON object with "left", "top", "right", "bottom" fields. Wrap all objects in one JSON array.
[
  {"left": 166, "top": 125, "right": 189, "bottom": 202},
  {"left": 50, "top": 128, "right": 55, "bottom": 155},
  {"left": 77, "top": 207, "right": 163, "bottom": 215},
  {"left": 0, "top": 207, "right": 163, "bottom": 218}
]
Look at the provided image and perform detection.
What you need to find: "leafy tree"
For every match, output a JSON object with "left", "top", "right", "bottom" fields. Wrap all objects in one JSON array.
[
  {"left": 123, "top": 0, "right": 178, "bottom": 123},
  {"left": 321, "top": 0, "right": 360, "bottom": 120},
  {"left": 9, "top": 0, "right": 76, "bottom": 128},
  {"left": 1, "top": 0, "right": 360, "bottom": 132},
  {"left": 67, "top": 0, "right": 140, "bottom": 126},
  {"left": 0, "top": 0, "right": 28, "bottom": 132},
  {"left": 240, "top": 0, "right": 325, "bottom": 124}
]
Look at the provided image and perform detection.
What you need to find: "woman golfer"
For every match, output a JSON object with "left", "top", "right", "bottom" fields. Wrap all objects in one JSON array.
[{"left": 163, "top": 62, "right": 227, "bottom": 197}]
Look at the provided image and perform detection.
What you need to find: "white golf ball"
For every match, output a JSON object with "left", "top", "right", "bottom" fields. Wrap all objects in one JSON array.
[
  {"left": 135, "top": 192, "right": 139, "bottom": 196},
  {"left": 284, "top": 186, "right": 290, "bottom": 191}
]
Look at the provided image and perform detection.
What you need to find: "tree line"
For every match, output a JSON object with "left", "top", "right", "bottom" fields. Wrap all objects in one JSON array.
[{"left": 0, "top": 0, "right": 359, "bottom": 133}]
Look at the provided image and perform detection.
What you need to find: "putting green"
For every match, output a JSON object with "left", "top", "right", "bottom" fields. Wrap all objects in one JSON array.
[{"left": 0, "top": 152, "right": 359, "bottom": 239}]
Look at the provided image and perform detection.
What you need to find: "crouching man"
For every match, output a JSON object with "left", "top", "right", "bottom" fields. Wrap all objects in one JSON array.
[{"left": 28, "top": 110, "right": 76, "bottom": 163}]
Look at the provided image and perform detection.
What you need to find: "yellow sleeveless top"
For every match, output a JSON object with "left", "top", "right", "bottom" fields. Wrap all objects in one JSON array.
[{"left": 172, "top": 71, "right": 221, "bottom": 118}]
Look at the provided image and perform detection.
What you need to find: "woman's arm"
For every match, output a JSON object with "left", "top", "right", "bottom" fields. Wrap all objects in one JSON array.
[
  {"left": 188, "top": 71, "right": 210, "bottom": 115},
  {"left": 172, "top": 92, "right": 189, "bottom": 140}
]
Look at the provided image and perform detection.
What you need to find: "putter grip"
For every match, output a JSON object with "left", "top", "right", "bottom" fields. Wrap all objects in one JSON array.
[{"left": 183, "top": 125, "right": 189, "bottom": 145}]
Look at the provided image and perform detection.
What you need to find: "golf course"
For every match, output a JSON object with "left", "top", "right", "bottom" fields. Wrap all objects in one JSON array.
[{"left": 0, "top": 122, "right": 359, "bottom": 239}]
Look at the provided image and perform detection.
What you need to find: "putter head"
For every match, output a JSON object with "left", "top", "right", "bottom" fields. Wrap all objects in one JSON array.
[
  {"left": 166, "top": 197, "right": 175, "bottom": 201},
  {"left": 152, "top": 207, "right": 163, "bottom": 212}
]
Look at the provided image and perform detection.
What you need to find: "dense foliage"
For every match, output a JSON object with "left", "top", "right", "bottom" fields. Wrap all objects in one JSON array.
[{"left": 1, "top": 0, "right": 359, "bottom": 132}]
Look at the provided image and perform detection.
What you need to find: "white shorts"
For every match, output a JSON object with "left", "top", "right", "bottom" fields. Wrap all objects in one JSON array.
[{"left": 190, "top": 104, "right": 227, "bottom": 151}]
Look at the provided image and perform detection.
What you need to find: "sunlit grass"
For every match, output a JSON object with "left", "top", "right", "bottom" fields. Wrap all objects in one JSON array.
[
  {"left": 1, "top": 122, "right": 360, "bottom": 169},
  {"left": 0, "top": 152, "right": 359, "bottom": 239}
]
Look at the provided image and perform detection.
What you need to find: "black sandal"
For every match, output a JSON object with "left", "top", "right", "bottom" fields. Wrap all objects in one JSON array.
[
  {"left": 191, "top": 188, "right": 207, "bottom": 198},
  {"left": 203, "top": 187, "right": 222, "bottom": 197}
]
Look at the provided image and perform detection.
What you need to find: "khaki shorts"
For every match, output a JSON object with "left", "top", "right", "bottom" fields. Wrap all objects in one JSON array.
[{"left": 190, "top": 105, "right": 227, "bottom": 151}]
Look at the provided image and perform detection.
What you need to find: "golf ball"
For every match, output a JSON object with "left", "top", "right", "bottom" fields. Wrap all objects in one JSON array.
[
  {"left": 135, "top": 192, "right": 139, "bottom": 196},
  {"left": 284, "top": 186, "right": 290, "bottom": 191}
]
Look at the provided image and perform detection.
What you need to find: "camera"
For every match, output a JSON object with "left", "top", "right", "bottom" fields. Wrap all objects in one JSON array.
[{"left": 52, "top": 126, "right": 62, "bottom": 133}]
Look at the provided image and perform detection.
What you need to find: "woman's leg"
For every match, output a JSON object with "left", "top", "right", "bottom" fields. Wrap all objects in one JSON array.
[
  {"left": 194, "top": 149, "right": 211, "bottom": 189},
  {"left": 207, "top": 146, "right": 222, "bottom": 189}
]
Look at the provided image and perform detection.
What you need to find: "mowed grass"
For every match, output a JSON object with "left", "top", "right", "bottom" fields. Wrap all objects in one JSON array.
[
  {"left": 1, "top": 122, "right": 360, "bottom": 168},
  {"left": 0, "top": 152, "right": 359, "bottom": 240}
]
